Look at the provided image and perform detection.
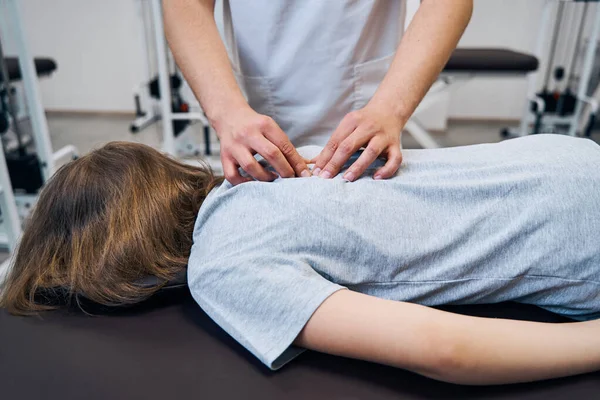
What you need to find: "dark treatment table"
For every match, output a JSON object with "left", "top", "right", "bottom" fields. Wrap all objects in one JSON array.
[{"left": 1, "top": 290, "right": 599, "bottom": 400}]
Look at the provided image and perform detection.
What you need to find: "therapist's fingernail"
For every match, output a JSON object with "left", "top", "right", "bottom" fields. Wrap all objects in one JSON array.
[
  {"left": 320, "top": 170, "right": 331, "bottom": 179},
  {"left": 301, "top": 170, "right": 311, "bottom": 178},
  {"left": 343, "top": 171, "right": 355, "bottom": 182},
  {"left": 374, "top": 174, "right": 382, "bottom": 180},
  {"left": 312, "top": 167, "right": 321, "bottom": 176}
]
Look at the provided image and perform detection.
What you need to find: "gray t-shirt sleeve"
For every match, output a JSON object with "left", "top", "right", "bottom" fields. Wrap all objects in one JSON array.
[{"left": 187, "top": 249, "right": 345, "bottom": 369}]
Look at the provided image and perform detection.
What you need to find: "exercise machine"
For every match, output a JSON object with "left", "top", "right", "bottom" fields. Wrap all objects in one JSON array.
[
  {"left": 502, "top": 0, "right": 600, "bottom": 139},
  {"left": 0, "top": 0, "right": 78, "bottom": 259},
  {"left": 131, "top": 0, "right": 213, "bottom": 160},
  {"left": 408, "top": 0, "right": 600, "bottom": 148},
  {"left": 408, "top": 48, "right": 539, "bottom": 149}
]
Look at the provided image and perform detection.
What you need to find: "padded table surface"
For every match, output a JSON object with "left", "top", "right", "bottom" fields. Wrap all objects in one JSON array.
[
  {"left": 1, "top": 57, "right": 57, "bottom": 82},
  {"left": 445, "top": 48, "right": 539, "bottom": 73},
  {"left": 1, "top": 291, "right": 599, "bottom": 400}
]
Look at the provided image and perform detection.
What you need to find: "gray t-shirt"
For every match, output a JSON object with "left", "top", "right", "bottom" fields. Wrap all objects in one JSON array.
[{"left": 188, "top": 135, "right": 600, "bottom": 370}]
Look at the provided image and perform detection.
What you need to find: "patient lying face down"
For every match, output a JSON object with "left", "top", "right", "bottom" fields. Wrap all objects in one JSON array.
[
  {"left": 3, "top": 136, "right": 600, "bottom": 386},
  {"left": 0, "top": 142, "right": 223, "bottom": 315}
]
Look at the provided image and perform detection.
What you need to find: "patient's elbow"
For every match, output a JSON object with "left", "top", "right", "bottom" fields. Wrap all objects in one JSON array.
[{"left": 419, "top": 333, "right": 474, "bottom": 384}]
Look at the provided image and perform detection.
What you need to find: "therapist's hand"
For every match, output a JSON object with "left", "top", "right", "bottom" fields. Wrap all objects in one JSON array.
[
  {"left": 214, "top": 105, "right": 311, "bottom": 185},
  {"left": 312, "top": 103, "right": 403, "bottom": 181}
]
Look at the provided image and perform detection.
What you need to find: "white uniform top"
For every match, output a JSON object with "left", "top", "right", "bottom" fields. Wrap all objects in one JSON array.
[{"left": 220, "top": 0, "right": 406, "bottom": 147}]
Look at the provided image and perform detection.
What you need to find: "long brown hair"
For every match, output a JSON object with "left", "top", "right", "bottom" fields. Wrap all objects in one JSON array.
[{"left": 0, "top": 141, "right": 223, "bottom": 315}]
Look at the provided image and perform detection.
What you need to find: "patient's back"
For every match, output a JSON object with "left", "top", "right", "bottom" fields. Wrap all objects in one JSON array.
[{"left": 190, "top": 135, "right": 600, "bottom": 333}]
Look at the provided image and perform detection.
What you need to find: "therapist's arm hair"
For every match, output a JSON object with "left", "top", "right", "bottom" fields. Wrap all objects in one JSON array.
[
  {"left": 368, "top": 0, "right": 473, "bottom": 125},
  {"left": 295, "top": 290, "right": 600, "bottom": 385},
  {"left": 162, "top": 0, "right": 247, "bottom": 127}
]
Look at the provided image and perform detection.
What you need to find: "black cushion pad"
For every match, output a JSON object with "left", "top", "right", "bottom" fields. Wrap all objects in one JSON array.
[
  {"left": 445, "top": 48, "right": 539, "bottom": 73},
  {"left": 2, "top": 57, "right": 57, "bottom": 83},
  {"left": 1, "top": 293, "right": 598, "bottom": 400}
]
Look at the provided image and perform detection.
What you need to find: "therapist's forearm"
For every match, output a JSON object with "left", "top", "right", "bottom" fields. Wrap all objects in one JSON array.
[
  {"left": 163, "top": 0, "right": 247, "bottom": 127},
  {"left": 369, "top": 0, "right": 473, "bottom": 125}
]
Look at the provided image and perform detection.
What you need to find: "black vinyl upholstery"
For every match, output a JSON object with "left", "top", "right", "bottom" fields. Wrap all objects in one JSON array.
[
  {"left": 1, "top": 292, "right": 598, "bottom": 400},
  {"left": 445, "top": 48, "right": 539, "bottom": 73},
  {"left": 1, "top": 57, "right": 57, "bottom": 83}
]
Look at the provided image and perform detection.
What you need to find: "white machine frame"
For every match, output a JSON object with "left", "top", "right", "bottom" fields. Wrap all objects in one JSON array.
[
  {"left": 132, "top": 0, "right": 210, "bottom": 159},
  {"left": 411, "top": 0, "right": 600, "bottom": 148},
  {"left": 0, "top": 0, "right": 79, "bottom": 271},
  {"left": 514, "top": 0, "right": 600, "bottom": 138}
]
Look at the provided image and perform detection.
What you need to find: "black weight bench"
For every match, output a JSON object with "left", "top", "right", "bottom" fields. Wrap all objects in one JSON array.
[
  {"left": 1, "top": 57, "right": 57, "bottom": 83},
  {"left": 445, "top": 48, "right": 539, "bottom": 74},
  {"left": 406, "top": 47, "right": 540, "bottom": 149}
]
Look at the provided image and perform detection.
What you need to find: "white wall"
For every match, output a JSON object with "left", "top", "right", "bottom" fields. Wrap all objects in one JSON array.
[
  {"left": 450, "top": 0, "right": 548, "bottom": 120},
  {"left": 1, "top": 0, "right": 147, "bottom": 112},
  {"left": 0, "top": 0, "right": 563, "bottom": 121}
]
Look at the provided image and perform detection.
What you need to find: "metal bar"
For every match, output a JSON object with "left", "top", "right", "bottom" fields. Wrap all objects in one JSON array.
[
  {"left": 568, "top": 3, "right": 600, "bottom": 136},
  {"left": 0, "top": 106, "right": 22, "bottom": 251},
  {"left": 0, "top": 34, "right": 26, "bottom": 153},
  {"left": 0, "top": 232, "right": 11, "bottom": 251},
  {"left": 0, "top": 258, "right": 13, "bottom": 286},
  {"left": 150, "top": 0, "right": 176, "bottom": 155},
  {"left": 403, "top": 119, "right": 441, "bottom": 149},
  {"left": 204, "top": 125, "right": 211, "bottom": 156},
  {"left": 0, "top": 140, "right": 22, "bottom": 253},
  {"left": 170, "top": 112, "right": 209, "bottom": 123},
  {"left": 528, "top": 114, "right": 582, "bottom": 124},
  {"left": 413, "top": 78, "right": 471, "bottom": 117},
  {"left": 519, "top": 0, "right": 554, "bottom": 136},
  {"left": 5, "top": 0, "right": 55, "bottom": 180},
  {"left": 136, "top": 0, "right": 154, "bottom": 86},
  {"left": 52, "top": 145, "right": 78, "bottom": 164},
  {"left": 556, "top": 2, "right": 576, "bottom": 94},
  {"left": 543, "top": 1, "right": 565, "bottom": 91},
  {"left": 567, "top": 2, "right": 588, "bottom": 88}
]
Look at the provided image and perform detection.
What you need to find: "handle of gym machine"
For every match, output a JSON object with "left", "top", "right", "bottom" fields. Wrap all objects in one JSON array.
[
  {"left": 581, "top": 96, "right": 598, "bottom": 138},
  {"left": 584, "top": 114, "right": 596, "bottom": 138},
  {"left": 530, "top": 96, "right": 546, "bottom": 135}
]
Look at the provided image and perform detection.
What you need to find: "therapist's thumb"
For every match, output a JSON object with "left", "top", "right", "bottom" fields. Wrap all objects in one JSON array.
[{"left": 263, "top": 121, "right": 311, "bottom": 178}]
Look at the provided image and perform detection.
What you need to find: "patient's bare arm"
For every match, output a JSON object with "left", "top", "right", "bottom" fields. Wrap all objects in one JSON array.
[{"left": 295, "top": 290, "right": 600, "bottom": 385}]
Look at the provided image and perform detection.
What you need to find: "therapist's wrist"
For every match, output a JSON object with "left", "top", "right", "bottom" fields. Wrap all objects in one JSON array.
[
  {"left": 365, "top": 95, "right": 410, "bottom": 130},
  {"left": 206, "top": 98, "right": 252, "bottom": 133}
]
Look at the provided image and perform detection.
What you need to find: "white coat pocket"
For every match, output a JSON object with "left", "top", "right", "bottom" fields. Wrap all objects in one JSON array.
[
  {"left": 353, "top": 53, "right": 395, "bottom": 110},
  {"left": 233, "top": 70, "right": 276, "bottom": 118}
]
